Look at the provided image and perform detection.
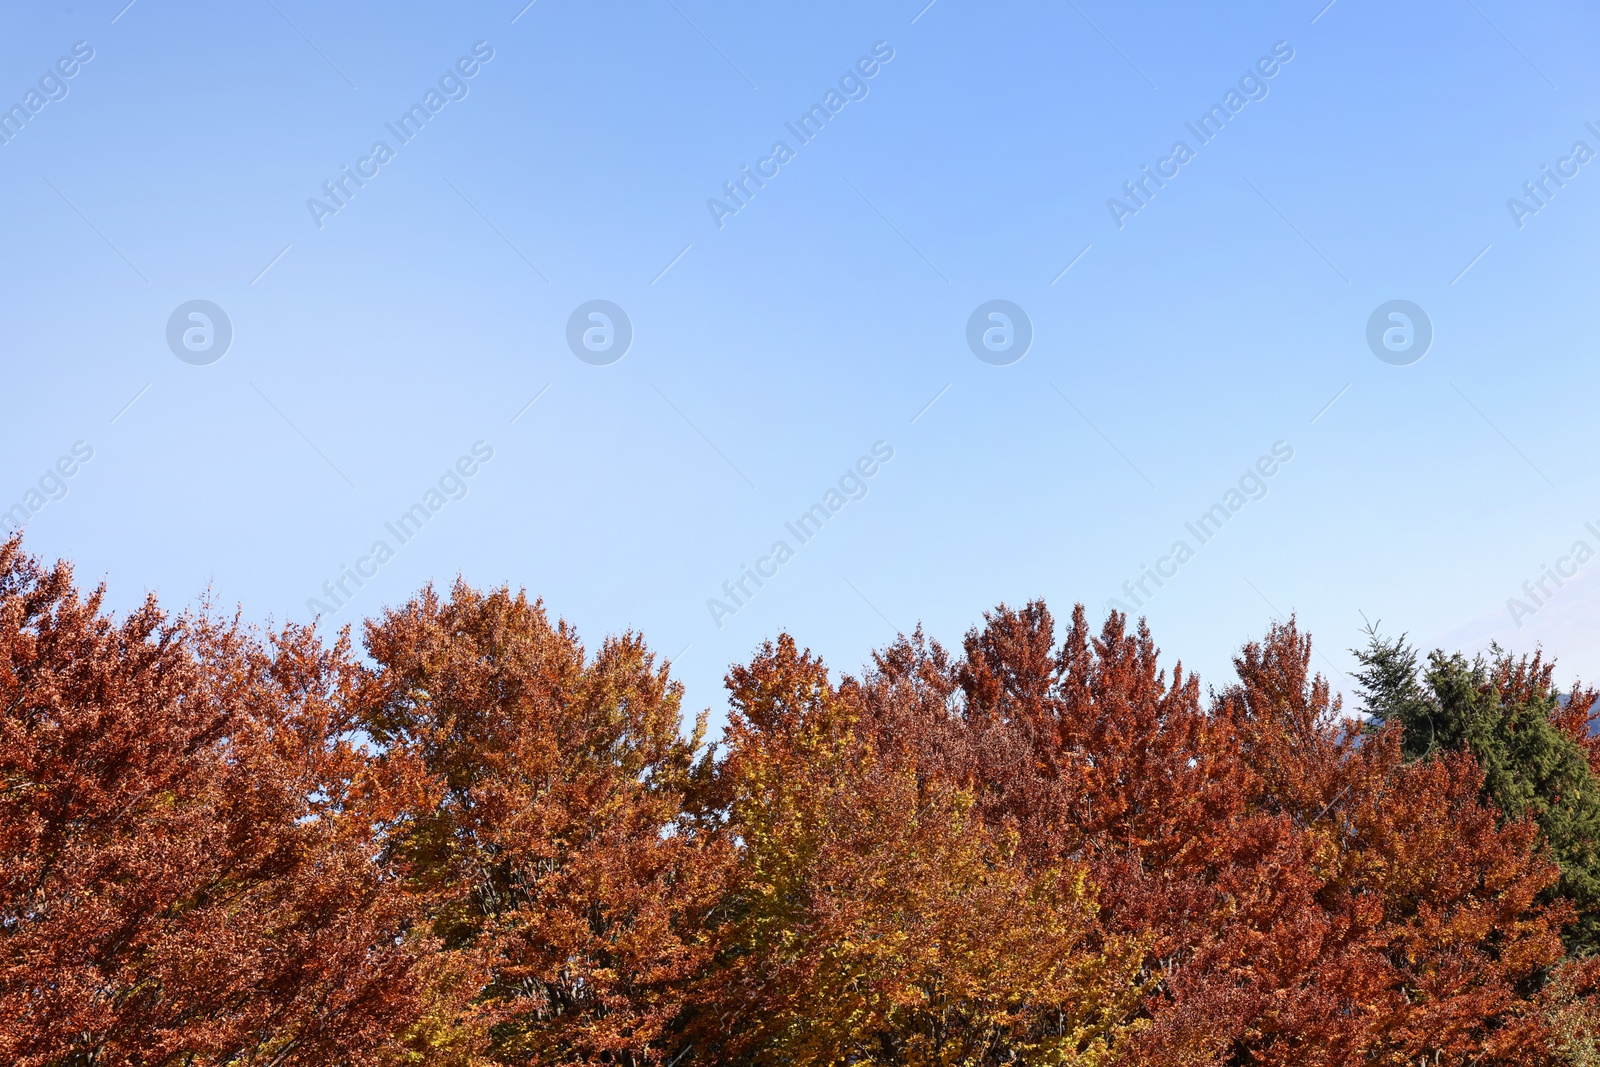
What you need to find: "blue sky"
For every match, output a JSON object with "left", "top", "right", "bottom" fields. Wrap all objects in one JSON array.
[{"left": 4, "top": 0, "right": 1599, "bottom": 723}]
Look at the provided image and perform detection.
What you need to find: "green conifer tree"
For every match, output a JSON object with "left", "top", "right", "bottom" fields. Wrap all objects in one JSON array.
[{"left": 1355, "top": 627, "right": 1600, "bottom": 954}]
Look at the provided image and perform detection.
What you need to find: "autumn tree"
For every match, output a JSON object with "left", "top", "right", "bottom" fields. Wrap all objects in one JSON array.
[
  {"left": 356, "top": 580, "right": 726, "bottom": 1067},
  {"left": 1224, "top": 620, "right": 1566, "bottom": 1065},
  {"left": 697, "top": 634, "right": 1149, "bottom": 1066},
  {"left": 0, "top": 536, "right": 427, "bottom": 1067},
  {"left": 4, "top": 532, "right": 1588, "bottom": 1067},
  {"left": 852, "top": 602, "right": 1570, "bottom": 1065}
]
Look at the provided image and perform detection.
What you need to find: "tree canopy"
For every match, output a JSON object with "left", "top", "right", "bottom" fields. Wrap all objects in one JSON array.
[{"left": 3, "top": 535, "right": 1599, "bottom": 1066}]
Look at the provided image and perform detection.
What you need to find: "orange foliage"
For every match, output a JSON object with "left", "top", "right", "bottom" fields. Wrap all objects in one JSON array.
[
  {"left": 0, "top": 538, "right": 425, "bottom": 1066},
  {"left": 696, "top": 635, "right": 1149, "bottom": 1065},
  {"left": 859, "top": 604, "right": 1571, "bottom": 1065},
  {"left": 356, "top": 580, "right": 727, "bottom": 1066},
  {"left": 1, "top": 536, "right": 1592, "bottom": 1067}
]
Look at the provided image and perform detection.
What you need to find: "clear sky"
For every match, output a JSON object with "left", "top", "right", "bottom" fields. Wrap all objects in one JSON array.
[{"left": 4, "top": 0, "right": 1598, "bottom": 725}]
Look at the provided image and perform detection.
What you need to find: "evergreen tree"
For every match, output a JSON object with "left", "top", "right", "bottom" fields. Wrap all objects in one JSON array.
[{"left": 1355, "top": 626, "right": 1600, "bottom": 954}]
